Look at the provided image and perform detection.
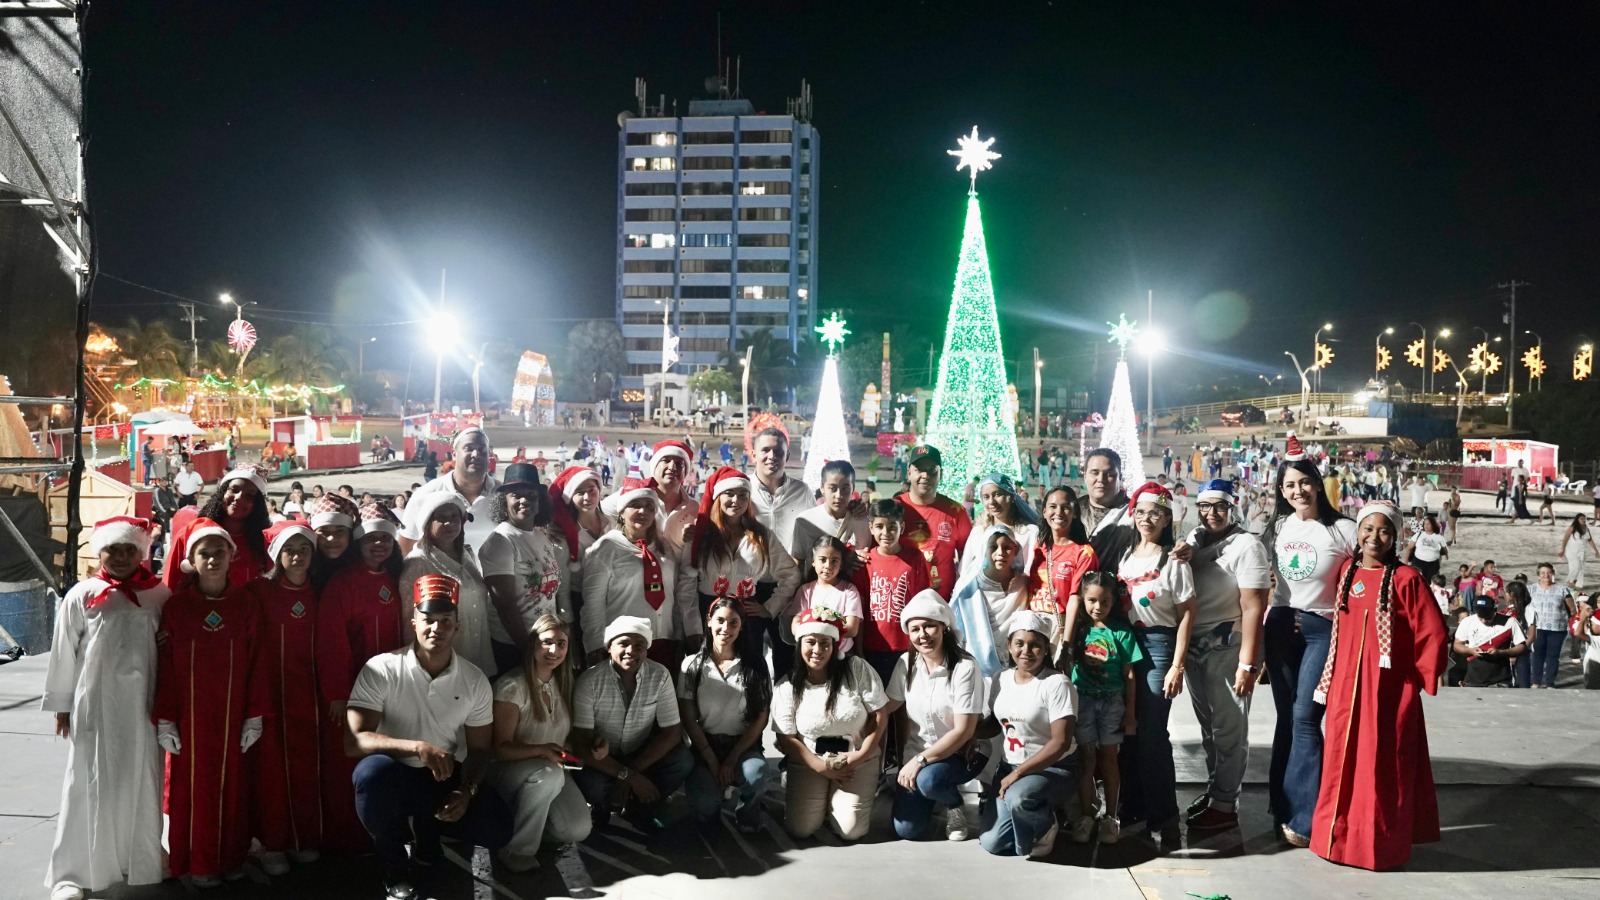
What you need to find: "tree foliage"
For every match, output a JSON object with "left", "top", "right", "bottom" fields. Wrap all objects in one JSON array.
[
  {"left": 560, "top": 319, "right": 626, "bottom": 403},
  {"left": 1516, "top": 381, "right": 1600, "bottom": 462},
  {"left": 687, "top": 367, "right": 737, "bottom": 403}
]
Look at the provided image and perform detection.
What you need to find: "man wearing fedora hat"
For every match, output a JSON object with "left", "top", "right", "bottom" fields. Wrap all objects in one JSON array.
[{"left": 479, "top": 462, "right": 569, "bottom": 675}]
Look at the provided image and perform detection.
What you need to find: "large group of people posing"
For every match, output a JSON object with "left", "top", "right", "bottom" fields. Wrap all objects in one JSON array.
[{"left": 45, "top": 426, "right": 1455, "bottom": 900}]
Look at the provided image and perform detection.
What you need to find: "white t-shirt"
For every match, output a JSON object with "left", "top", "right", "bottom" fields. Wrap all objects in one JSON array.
[
  {"left": 1411, "top": 533, "right": 1448, "bottom": 564},
  {"left": 678, "top": 654, "right": 756, "bottom": 737},
  {"left": 173, "top": 470, "right": 204, "bottom": 497},
  {"left": 477, "top": 522, "right": 570, "bottom": 632},
  {"left": 1272, "top": 515, "right": 1359, "bottom": 615},
  {"left": 1117, "top": 550, "right": 1196, "bottom": 629},
  {"left": 792, "top": 505, "right": 874, "bottom": 556},
  {"left": 788, "top": 580, "right": 864, "bottom": 655},
  {"left": 989, "top": 668, "right": 1077, "bottom": 764},
  {"left": 1455, "top": 613, "right": 1526, "bottom": 650},
  {"left": 1188, "top": 528, "right": 1272, "bottom": 630},
  {"left": 492, "top": 671, "right": 570, "bottom": 748},
  {"left": 1584, "top": 612, "right": 1600, "bottom": 664},
  {"left": 1407, "top": 481, "right": 1429, "bottom": 509},
  {"left": 770, "top": 656, "right": 888, "bottom": 753},
  {"left": 886, "top": 653, "right": 986, "bottom": 758},
  {"left": 347, "top": 647, "right": 494, "bottom": 766}
]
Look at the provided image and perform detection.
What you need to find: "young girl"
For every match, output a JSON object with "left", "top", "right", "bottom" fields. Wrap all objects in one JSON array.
[
  {"left": 1069, "top": 573, "right": 1142, "bottom": 844},
  {"left": 949, "top": 525, "right": 1029, "bottom": 677},
  {"left": 247, "top": 522, "right": 323, "bottom": 873},
  {"left": 307, "top": 493, "right": 361, "bottom": 589},
  {"left": 1453, "top": 563, "right": 1477, "bottom": 610},
  {"left": 154, "top": 519, "right": 268, "bottom": 886},
  {"left": 1311, "top": 501, "right": 1446, "bottom": 870},
  {"left": 787, "top": 536, "right": 864, "bottom": 655},
  {"left": 315, "top": 503, "right": 405, "bottom": 854}
]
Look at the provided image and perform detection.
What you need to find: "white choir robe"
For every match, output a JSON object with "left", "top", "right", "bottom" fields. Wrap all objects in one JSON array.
[{"left": 41, "top": 577, "right": 170, "bottom": 891}]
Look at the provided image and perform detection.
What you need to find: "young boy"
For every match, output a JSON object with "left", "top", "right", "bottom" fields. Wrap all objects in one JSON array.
[
  {"left": 792, "top": 459, "right": 873, "bottom": 577},
  {"left": 853, "top": 499, "right": 931, "bottom": 685},
  {"left": 1477, "top": 559, "right": 1504, "bottom": 602},
  {"left": 1069, "top": 571, "right": 1142, "bottom": 845}
]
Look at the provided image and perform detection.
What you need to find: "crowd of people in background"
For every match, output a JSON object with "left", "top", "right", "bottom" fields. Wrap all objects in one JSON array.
[{"left": 39, "top": 421, "right": 1600, "bottom": 900}]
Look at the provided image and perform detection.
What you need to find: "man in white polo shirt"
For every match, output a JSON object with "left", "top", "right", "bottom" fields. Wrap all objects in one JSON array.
[
  {"left": 172, "top": 461, "right": 204, "bottom": 508},
  {"left": 347, "top": 573, "right": 511, "bottom": 900},
  {"left": 400, "top": 427, "right": 500, "bottom": 566},
  {"left": 570, "top": 616, "right": 693, "bottom": 833}
]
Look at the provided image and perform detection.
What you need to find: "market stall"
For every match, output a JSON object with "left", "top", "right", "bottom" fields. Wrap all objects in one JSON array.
[
  {"left": 272, "top": 415, "right": 363, "bottom": 470},
  {"left": 1459, "top": 438, "right": 1558, "bottom": 491}
]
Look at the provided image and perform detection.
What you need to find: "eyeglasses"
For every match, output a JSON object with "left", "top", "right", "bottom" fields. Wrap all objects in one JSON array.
[
  {"left": 1131, "top": 508, "right": 1169, "bottom": 520},
  {"left": 1196, "top": 502, "right": 1232, "bottom": 514}
]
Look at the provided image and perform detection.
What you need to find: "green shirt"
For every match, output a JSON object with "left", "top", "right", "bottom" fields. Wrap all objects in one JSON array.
[{"left": 1072, "top": 622, "right": 1144, "bottom": 696}]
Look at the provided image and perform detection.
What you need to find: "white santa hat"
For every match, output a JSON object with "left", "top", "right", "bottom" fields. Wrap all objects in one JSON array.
[
  {"left": 601, "top": 480, "right": 662, "bottom": 518},
  {"left": 218, "top": 465, "right": 269, "bottom": 497},
  {"left": 603, "top": 615, "right": 654, "bottom": 647},
  {"left": 179, "top": 517, "right": 236, "bottom": 573},
  {"left": 404, "top": 492, "right": 471, "bottom": 545},
  {"left": 88, "top": 515, "right": 155, "bottom": 558},
  {"left": 900, "top": 588, "right": 957, "bottom": 634}
]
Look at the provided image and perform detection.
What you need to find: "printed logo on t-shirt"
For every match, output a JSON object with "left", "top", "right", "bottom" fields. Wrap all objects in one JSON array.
[
  {"left": 1278, "top": 540, "right": 1318, "bottom": 582},
  {"left": 1350, "top": 579, "right": 1367, "bottom": 598},
  {"left": 870, "top": 571, "right": 910, "bottom": 623},
  {"left": 378, "top": 585, "right": 393, "bottom": 604},
  {"left": 290, "top": 600, "right": 307, "bottom": 618}
]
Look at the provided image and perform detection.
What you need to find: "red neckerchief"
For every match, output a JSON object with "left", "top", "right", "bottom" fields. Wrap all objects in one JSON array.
[
  {"left": 88, "top": 565, "right": 160, "bottom": 609},
  {"left": 638, "top": 541, "right": 666, "bottom": 610}
]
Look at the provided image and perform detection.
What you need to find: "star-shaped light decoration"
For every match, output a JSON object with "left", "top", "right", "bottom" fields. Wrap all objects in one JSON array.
[
  {"left": 815, "top": 312, "right": 851, "bottom": 358},
  {"left": 948, "top": 126, "right": 1001, "bottom": 193},
  {"left": 1107, "top": 314, "right": 1139, "bottom": 360}
]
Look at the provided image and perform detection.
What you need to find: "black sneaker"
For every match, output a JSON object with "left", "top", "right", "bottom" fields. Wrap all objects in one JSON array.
[
  {"left": 382, "top": 865, "right": 418, "bottom": 900},
  {"left": 1186, "top": 805, "right": 1239, "bottom": 831}
]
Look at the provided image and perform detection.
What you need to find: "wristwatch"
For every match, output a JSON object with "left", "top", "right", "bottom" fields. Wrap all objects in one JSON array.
[
  {"left": 1237, "top": 662, "right": 1260, "bottom": 674},
  {"left": 615, "top": 766, "right": 632, "bottom": 782},
  {"left": 911, "top": 753, "right": 928, "bottom": 768}
]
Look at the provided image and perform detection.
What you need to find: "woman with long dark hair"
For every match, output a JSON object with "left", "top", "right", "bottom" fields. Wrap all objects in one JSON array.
[
  {"left": 162, "top": 467, "right": 272, "bottom": 589},
  {"left": 886, "top": 591, "right": 986, "bottom": 841},
  {"left": 679, "top": 598, "right": 775, "bottom": 832},
  {"left": 548, "top": 465, "right": 610, "bottom": 654},
  {"left": 1263, "top": 441, "right": 1357, "bottom": 847},
  {"left": 689, "top": 466, "right": 799, "bottom": 663},
  {"left": 961, "top": 473, "right": 1041, "bottom": 578},
  {"left": 1032, "top": 485, "right": 1099, "bottom": 648},
  {"left": 306, "top": 493, "right": 361, "bottom": 590}
]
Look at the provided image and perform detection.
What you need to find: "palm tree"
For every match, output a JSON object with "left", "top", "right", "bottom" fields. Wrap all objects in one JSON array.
[
  {"left": 114, "top": 318, "right": 186, "bottom": 382},
  {"left": 264, "top": 327, "right": 354, "bottom": 386},
  {"left": 719, "top": 327, "right": 797, "bottom": 406}
]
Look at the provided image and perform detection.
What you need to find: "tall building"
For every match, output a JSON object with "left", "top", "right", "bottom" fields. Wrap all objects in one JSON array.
[{"left": 615, "top": 78, "right": 818, "bottom": 403}]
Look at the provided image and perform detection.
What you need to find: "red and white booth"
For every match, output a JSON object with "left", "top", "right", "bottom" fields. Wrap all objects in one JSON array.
[
  {"left": 271, "top": 415, "right": 362, "bottom": 470},
  {"left": 401, "top": 412, "right": 484, "bottom": 462},
  {"left": 1460, "top": 438, "right": 1559, "bottom": 491}
]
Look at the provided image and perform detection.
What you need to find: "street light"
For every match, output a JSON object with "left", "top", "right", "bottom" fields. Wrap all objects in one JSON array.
[
  {"left": 471, "top": 340, "right": 491, "bottom": 413},
  {"left": 1139, "top": 327, "right": 1165, "bottom": 454},
  {"left": 358, "top": 336, "right": 377, "bottom": 376},
  {"left": 1285, "top": 351, "right": 1313, "bottom": 425},
  {"left": 1374, "top": 326, "right": 1394, "bottom": 383},
  {"left": 1032, "top": 349, "right": 1043, "bottom": 441},
  {"left": 1524, "top": 329, "right": 1544, "bottom": 390},
  {"left": 219, "top": 292, "right": 259, "bottom": 382},
  {"left": 428, "top": 309, "right": 460, "bottom": 412},
  {"left": 1429, "top": 327, "right": 1453, "bottom": 395},
  {"left": 1312, "top": 322, "right": 1333, "bottom": 394}
]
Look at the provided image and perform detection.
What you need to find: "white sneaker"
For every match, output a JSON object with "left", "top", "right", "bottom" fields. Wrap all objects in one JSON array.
[
  {"left": 1070, "top": 814, "right": 1096, "bottom": 844},
  {"left": 190, "top": 874, "right": 222, "bottom": 888},
  {"left": 1029, "top": 821, "right": 1059, "bottom": 859},
  {"left": 946, "top": 805, "right": 970, "bottom": 841},
  {"left": 1098, "top": 814, "right": 1121, "bottom": 844},
  {"left": 260, "top": 851, "right": 290, "bottom": 876},
  {"left": 50, "top": 883, "right": 86, "bottom": 900}
]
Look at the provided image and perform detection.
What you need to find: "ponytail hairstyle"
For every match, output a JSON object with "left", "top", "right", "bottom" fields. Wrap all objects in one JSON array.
[{"left": 1273, "top": 458, "right": 1345, "bottom": 526}]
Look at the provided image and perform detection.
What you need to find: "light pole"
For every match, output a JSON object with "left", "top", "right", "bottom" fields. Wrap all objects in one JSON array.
[
  {"left": 1429, "top": 327, "right": 1452, "bottom": 395},
  {"left": 431, "top": 269, "right": 450, "bottom": 413},
  {"left": 1312, "top": 322, "right": 1333, "bottom": 395},
  {"left": 1032, "top": 347, "right": 1043, "bottom": 441},
  {"left": 219, "top": 292, "right": 259, "bottom": 382},
  {"left": 1471, "top": 327, "right": 1500, "bottom": 397},
  {"left": 1143, "top": 290, "right": 1158, "bottom": 454},
  {"left": 1407, "top": 322, "right": 1427, "bottom": 396},
  {"left": 471, "top": 341, "right": 492, "bottom": 412},
  {"left": 1285, "top": 351, "right": 1313, "bottom": 425},
  {"left": 1524, "top": 330, "right": 1544, "bottom": 390},
  {"left": 358, "top": 336, "right": 377, "bottom": 376},
  {"left": 1375, "top": 326, "right": 1394, "bottom": 382},
  {"left": 1447, "top": 361, "right": 1479, "bottom": 428}
]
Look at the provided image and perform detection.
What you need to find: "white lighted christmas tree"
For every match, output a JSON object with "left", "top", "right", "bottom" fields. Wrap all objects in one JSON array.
[
  {"left": 924, "top": 127, "right": 1021, "bottom": 497},
  {"left": 803, "top": 312, "right": 853, "bottom": 490},
  {"left": 1101, "top": 314, "right": 1148, "bottom": 488}
]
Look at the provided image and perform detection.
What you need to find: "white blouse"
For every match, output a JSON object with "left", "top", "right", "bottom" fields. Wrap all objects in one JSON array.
[
  {"left": 493, "top": 671, "right": 570, "bottom": 748},
  {"left": 770, "top": 656, "right": 888, "bottom": 752}
]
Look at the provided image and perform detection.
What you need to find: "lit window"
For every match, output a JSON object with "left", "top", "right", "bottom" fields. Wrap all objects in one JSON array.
[{"left": 651, "top": 132, "right": 677, "bottom": 147}]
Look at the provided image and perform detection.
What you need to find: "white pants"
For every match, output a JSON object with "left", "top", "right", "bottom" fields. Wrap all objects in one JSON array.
[{"left": 488, "top": 758, "right": 592, "bottom": 855}]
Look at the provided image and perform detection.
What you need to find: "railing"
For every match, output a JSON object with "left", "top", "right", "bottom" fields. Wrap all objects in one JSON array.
[{"left": 1155, "top": 393, "right": 1362, "bottom": 423}]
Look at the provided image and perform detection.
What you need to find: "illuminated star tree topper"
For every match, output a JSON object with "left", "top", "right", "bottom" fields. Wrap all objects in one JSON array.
[
  {"left": 948, "top": 126, "right": 1001, "bottom": 193},
  {"left": 815, "top": 312, "right": 851, "bottom": 357},
  {"left": 1107, "top": 314, "right": 1139, "bottom": 361}
]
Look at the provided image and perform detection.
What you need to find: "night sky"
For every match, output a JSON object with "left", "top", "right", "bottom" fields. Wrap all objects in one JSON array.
[{"left": 80, "top": 1, "right": 1600, "bottom": 393}]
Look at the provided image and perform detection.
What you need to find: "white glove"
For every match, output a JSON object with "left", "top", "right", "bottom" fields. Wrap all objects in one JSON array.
[
  {"left": 240, "top": 716, "right": 264, "bottom": 753},
  {"left": 157, "top": 720, "right": 182, "bottom": 755}
]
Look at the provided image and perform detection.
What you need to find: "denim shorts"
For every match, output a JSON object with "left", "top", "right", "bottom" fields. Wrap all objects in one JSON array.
[{"left": 1077, "top": 690, "right": 1126, "bottom": 747}]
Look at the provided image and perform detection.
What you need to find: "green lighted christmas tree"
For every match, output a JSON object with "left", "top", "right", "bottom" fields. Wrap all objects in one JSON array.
[{"left": 924, "top": 127, "right": 1022, "bottom": 496}]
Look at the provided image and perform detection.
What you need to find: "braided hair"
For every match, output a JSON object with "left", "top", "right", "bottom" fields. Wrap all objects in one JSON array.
[{"left": 1335, "top": 554, "right": 1398, "bottom": 616}]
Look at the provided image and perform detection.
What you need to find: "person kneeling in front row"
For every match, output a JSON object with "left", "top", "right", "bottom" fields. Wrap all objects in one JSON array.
[
  {"left": 570, "top": 616, "right": 695, "bottom": 833},
  {"left": 346, "top": 573, "right": 512, "bottom": 900}
]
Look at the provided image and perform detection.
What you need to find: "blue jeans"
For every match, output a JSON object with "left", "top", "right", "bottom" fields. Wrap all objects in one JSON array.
[
  {"left": 572, "top": 740, "right": 695, "bottom": 825},
  {"left": 352, "top": 755, "right": 513, "bottom": 874},
  {"left": 892, "top": 754, "right": 986, "bottom": 839},
  {"left": 979, "top": 762, "right": 1074, "bottom": 856},
  {"left": 1279, "top": 610, "right": 1331, "bottom": 837},
  {"left": 1263, "top": 606, "right": 1301, "bottom": 824},
  {"left": 686, "top": 735, "right": 774, "bottom": 821},
  {"left": 1531, "top": 629, "right": 1566, "bottom": 687},
  {"left": 1118, "top": 625, "right": 1178, "bottom": 829}
]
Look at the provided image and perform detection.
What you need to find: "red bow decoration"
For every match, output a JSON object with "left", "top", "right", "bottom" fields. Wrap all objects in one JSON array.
[{"left": 87, "top": 565, "right": 160, "bottom": 610}]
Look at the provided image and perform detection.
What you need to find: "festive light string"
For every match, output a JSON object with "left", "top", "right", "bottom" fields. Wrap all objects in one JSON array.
[{"left": 115, "top": 374, "right": 346, "bottom": 402}]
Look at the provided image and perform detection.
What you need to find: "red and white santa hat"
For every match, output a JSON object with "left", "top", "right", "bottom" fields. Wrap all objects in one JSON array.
[
  {"left": 309, "top": 493, "right": 359, "bottom": 531},
  {"left": 263, "top": 520, "right": 315, "bottom": 577},
  {"left": 88, "top": 515, "right": 155, "bottom": 558},
  {"left": 792, "top": 606, "right": 843, "bottom": 643},
  {"left": 357, "top": 502, "right": 401, "bottom": 539},
  {"left": 651, "top": 439, "right": 692, "bottom": 468},
  {"left": 179, "top": 516, "right": 237, "bottom": 573},
  {"left": 692, "top": 466, "right": 752, "bottom": 559},
  {"left": 1284, "top": 432, "right": 1306, "bottom": 462},
  {"left": 218, "top": 465, "right": 269, "bottom": 496},
  {"left": 552, "top": 465, "right": 601, "bottom": 506},
  {"left": 549, "top": 465, "right": 602, "bottom": 567},
  {"left": 1126, "top": 480, "right": 1174, "bottom": 513},
  {"left": 601, "top": 478, "right": 662, "bottom": 518}
]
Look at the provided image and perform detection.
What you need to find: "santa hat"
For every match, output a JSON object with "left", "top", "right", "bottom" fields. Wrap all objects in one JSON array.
[
  {"left": 405, "top": 492, "right": 470, "bottom": 545},
  {"left": 357, "top": 502, "right": 401, "bottom": 539},
  {"left": 900, "top": 588, "right": 957, "bottom": 634},
  {"left": 691, "top": 466, "right": 752, "bottom": 561},
  {"left": 1284, "top": 432, "right": 1306, "bottom": 462},
  {"left": 651, "top": 439, "right": 692, "bottom": 468},
  {"left": 792, "top": 606, "right": 842, "bottom": 643},
  {"left": 1005, "top": 610, "right": 1057, "bottom": 641},
  {"left": 263, "top": 521, "right": 316, "bottom": 577},
  {"left": 1127, "top": 481, "right": 1174, "bottom": 513},
  {"left": 601, "top": 478, "right": 661, "bottom": 518},
  {"left": 218, "top": 465, "right": 269, "bottom": 496},
  {"left": 1197, "top": 478, "right": 1235, "bottom": 505},
  {"left": 179, "top": 517, "right": 236, "bottom": 573},
  {"left": 309, "top": 494, "right": 359, "bottom": 531},
  {"left": 603, "top": 614, "right": 654, "bottom": 647},
  {"left": 549, "top": 466, "right": 602, "bottom": 568},
  {"left": 88, "top": 515, "right": 155, "bottom": 558}
]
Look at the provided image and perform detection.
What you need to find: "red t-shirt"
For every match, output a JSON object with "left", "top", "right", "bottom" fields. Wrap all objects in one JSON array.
[
  {"left": 1478, "top": 572, "right": 1504, "bottom": 599},
  {"left": 896, "top": 494, "right": 973, "bottom": 598},
  {"left": 853, "top": 546, "right": 931, "bottom": 653},
  {"left": 1029, "top": 541, "right": 1100, "bottom": 613}
]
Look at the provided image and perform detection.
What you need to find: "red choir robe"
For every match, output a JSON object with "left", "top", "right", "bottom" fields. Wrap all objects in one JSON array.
[
  {"left": 246, "top": 576, "right": 322, "bottom": 854},
  {"left": 162, "top": 508, "right": 269, "bottom": 591},
  {"left": 1312, "top": 562, "right": 1447, "bottom": 871},
  {"left": 314, "top": 565, "right": 404, "bottom": 853},
  {"left": 153, "top": 581, "right": 269, "bottom": 878}
]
